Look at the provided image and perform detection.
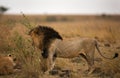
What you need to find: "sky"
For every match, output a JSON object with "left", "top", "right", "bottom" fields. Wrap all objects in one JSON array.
[{"left": 0, "top": 0, "right": 120, "bottom": 15}]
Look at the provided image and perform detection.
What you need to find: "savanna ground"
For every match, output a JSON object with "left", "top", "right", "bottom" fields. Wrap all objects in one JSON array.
[{"left": 0, "top": 14, "right": 120, "bottom": 78}]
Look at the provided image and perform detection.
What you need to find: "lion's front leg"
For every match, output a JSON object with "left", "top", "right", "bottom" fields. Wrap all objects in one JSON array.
[{"left": 44, "top": 52, "right": 56, "bottom": 75}]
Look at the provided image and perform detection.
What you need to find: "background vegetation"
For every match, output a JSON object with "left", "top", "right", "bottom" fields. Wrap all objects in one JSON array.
[{"left": 0, "top": 14, "right": 120, "bottom": 78}]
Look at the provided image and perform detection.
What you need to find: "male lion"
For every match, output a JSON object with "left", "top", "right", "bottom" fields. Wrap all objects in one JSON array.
[
  {"left": 0, "top": 54, "right": 17, "bottom": 75},
  {"left": 29, "top": 25, "right": 63, "bottom": 58},
  {"left": 29, "top": 25, "right": 118, "bottom": 74}
]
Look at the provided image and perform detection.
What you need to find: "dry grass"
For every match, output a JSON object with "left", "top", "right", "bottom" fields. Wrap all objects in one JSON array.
[{"left": 0, "top": 14, "right": 120, "bottom": 78}]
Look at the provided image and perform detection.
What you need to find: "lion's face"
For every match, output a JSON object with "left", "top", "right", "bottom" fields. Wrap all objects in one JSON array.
[
  {"left": 29, "top": 28, "right": 44, "bottom": 50},
  {"left": 29, "top": 26, "right": 63, "bottom": 53},
  {"left": 0, "top": 54, "right": 17, "bottom": 75},
  {"left": 7, "top": 54, "right": 17, "bottom": 66}
]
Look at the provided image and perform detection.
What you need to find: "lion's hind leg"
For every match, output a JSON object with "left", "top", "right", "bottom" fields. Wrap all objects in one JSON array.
[
  {"left": 80, "top": 52, "right": 95, "bottom": 74},
  {"left": 79, "top": 53, "right": 87, "bottom": 61},
  {"left": 86, "top": 53, "right": 95, "bottom": 74}
]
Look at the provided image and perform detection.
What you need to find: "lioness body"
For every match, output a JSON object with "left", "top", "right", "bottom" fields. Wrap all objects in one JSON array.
[{"left": 0, "top": 54, "right": 16, "bottom": 75}]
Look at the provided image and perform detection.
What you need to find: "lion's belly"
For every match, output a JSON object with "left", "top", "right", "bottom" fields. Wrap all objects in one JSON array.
[
  {"left": 55, "top": 40, "right": 83, "bottom": 58},
  {"left": 57, "top": 51, "right": 82, "bottom": 58}
]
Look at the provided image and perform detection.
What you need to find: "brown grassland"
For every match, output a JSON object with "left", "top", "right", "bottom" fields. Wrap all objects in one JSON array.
[{"left": 0, "top": 14, "right": 120, "bottom": 78}]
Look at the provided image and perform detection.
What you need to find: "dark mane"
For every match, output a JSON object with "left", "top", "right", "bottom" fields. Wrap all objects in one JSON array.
[
  {"left": 29, "top": 25, "right": 63, "bottom": 40},
  {"left": 37, "top": 25, "right": 62, "bottom": 40},
  {"left": 29, "top": 25, "right": 63, "bottom": 58}
]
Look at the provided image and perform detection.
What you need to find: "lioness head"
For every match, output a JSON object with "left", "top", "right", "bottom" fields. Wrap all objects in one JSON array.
[{"left": 0, "top": 54, "right": 17, "bottom": 75}]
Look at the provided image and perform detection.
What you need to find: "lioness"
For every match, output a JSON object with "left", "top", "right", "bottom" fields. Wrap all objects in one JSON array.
[{"left": 0, "top": 54, "right": 17, "bottom": 75}]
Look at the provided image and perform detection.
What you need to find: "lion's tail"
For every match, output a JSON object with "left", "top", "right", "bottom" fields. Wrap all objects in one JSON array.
[{"left": 95, "top": 41, "right": 118, "bottom": 59}]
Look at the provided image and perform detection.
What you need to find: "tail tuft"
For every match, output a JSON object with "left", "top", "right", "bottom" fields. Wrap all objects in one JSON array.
[{"left": 113, "top": 53, "right": 119, "bottom": 58}]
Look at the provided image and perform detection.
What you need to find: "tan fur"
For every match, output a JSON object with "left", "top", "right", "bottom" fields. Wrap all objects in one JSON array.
[
  {"left": 54, "top": 38, "right": 96, "bottom": 58},
  {"left": 48, "top": 38, "right": 117, "bottom": 74},
  {"left": 29, "top": 26, "right": 117, "bottom": 74},
  {"left": 47, "top": 38, "right": 96, "bottom": 74},
  {"left": 42, "top": 38, "right": 117, "bottom": 74},
  {"left": 0, "top": 54, "right": 16, "bottom": 75},
  {"left": 31, "top": 36, "right": 97, "bottom": 73}
]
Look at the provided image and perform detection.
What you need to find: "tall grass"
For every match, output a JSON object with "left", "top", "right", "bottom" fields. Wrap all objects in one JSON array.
[
  {"left": 10, "top": 32, "right": 44, "bottom": 78},
  {"left": 0, "top": 15, "right": 120, "bottom": 78}
]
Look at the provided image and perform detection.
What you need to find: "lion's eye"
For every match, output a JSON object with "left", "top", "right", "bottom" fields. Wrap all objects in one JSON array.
[{"left": 8, "top": 54, "right": 12, "bottom": 57}]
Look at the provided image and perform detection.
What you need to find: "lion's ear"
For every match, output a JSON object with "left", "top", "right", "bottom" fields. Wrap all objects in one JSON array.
[{"left": 34, "top": 28, "right": 39, "bottom": 35}]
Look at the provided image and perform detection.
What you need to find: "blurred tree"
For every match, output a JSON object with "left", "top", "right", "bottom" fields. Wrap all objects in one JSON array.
[
  {"left": 0, "top": 6, "right": 9, "bottom": 14},
  {"left": 0, "top": 6, "right": 9, "bottom": 19}
]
